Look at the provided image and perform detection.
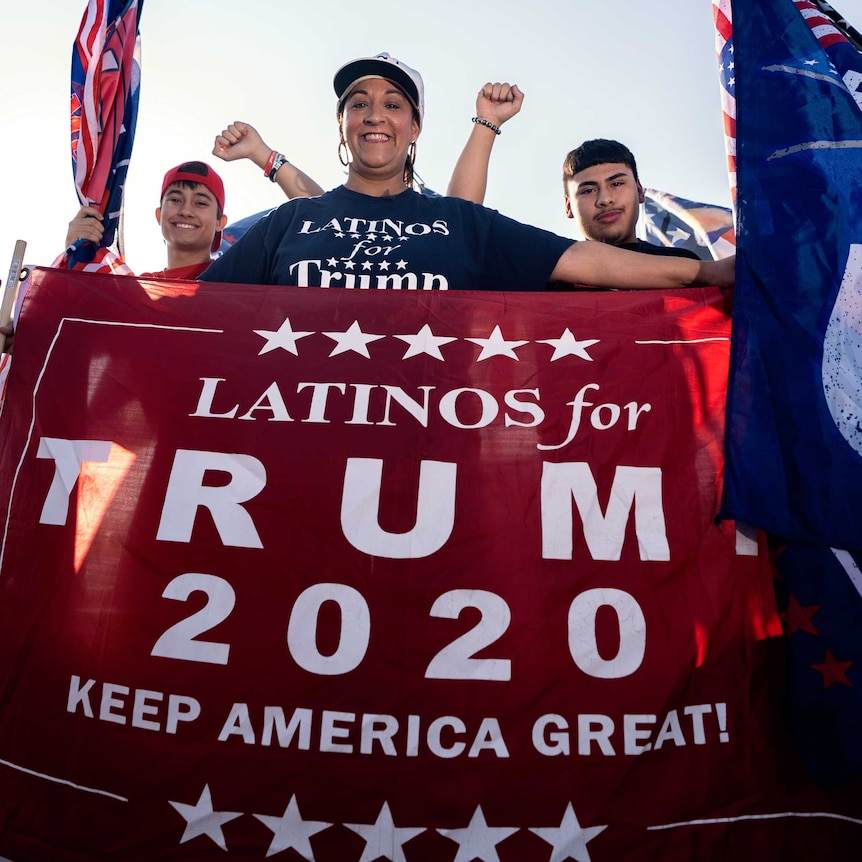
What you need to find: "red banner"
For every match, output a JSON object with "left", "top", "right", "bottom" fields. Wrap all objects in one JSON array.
[{"left": 0, "top": 270, "right": 854, "bottom": 861}]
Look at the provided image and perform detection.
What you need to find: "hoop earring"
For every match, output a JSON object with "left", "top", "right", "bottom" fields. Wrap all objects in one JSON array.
[
  {"left": 338, "top": 140, "right": 350, "bottom": 167},
  {"left": 403, "top": 141, "right": 417, "bottom": 188}
]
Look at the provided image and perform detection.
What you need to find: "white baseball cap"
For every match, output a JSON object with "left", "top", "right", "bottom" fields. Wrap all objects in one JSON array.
[{"left": 334, "top": 52, "right": 424, "bottom": 126}]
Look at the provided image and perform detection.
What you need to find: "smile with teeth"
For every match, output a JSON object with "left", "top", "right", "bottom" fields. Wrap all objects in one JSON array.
[
  {"left": 363, "top": 133, "right": 391, "bottom": 142},
  {"left": 173, "top": 222, "right": 199, "bottom": 229}
]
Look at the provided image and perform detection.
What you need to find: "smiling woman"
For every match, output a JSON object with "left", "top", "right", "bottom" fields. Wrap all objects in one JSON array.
[
  {"left": 200, "top": 52, "right": 734, "bottom": 293},
  {"left": 335, "top": 52, "right": 423, "bottom": 195}
]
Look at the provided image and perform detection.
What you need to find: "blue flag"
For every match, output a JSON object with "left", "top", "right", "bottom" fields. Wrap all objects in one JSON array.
[
  {"left": 720, "top": 0, "right": 862, "bottom": 548},
  {"left": 773, "top": 541, "right": 862, "bottom": 787}
]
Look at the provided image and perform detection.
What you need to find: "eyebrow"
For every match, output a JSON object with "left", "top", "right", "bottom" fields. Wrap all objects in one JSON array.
[
  {"left": 347, "top": 86, "right": 407, "bottom": 99},
  {"left": 578, "top": 171, "right": 629, "bottom": 190},
  {"left": 165, "top": 185, "right": 215, "bottom": 201}
]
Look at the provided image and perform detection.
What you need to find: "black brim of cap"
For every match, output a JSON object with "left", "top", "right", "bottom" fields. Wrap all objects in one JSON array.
[{"left": 334, "top": 59, "right": 419, "bottom": 109}]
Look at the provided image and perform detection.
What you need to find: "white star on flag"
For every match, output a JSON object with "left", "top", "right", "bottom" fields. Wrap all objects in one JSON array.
[
  {"left": 667, "top": 225, "right": 691, "bottom": 244},
  {"left": 529, "top": 803, "right": 607, "bottom": 862},
  {"left": 323, "top": 320, "right": 385, "bottom": 358},
  {"left": 466, "top": 325, "right": 529, "bottom": 361},
  {"left": 254, "top": 794, "right": 331, "bottom": 859},
  {"left": 168, "top": 784, "right": 242, "bottom": 851},
  {"left": 438, "top": 805, "right": 519, "bottom": 862},
  {"left": 394, "top": 324, "right": 457, "bottom": 360},
  {"left": 254, "top": 317, "right": 314, "bottom": 356},
  {"left": 344, "top": 801, "right": 424, "bottom": 862},
  {"left": 537, "top": 328, "right": 600, "bottom": 362}
]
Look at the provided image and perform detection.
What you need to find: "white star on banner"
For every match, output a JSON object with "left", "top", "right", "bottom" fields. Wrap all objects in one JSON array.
[
  {"left": 254, "top": 317, "right": 314, "bottom": 356},
  {"left": 323, "top": 320, "right": 385, "bottom": 358},
  {"left": 394, "top": 324, "right": 458, "bottom": 360},
  {"left": 537, "top": 328, "right": 600, "bottom": 362},
  {"left": 466, "top": 325, "right": 529, "bottom": 361},
  {"left": 169, "top": 784, "right": 242, "bottom": 851},
  {"left": 344, "top": 801, "right": 425, "bottom": 862},
  {"left": 254, "top": 794, "right": 331, "bottom": 859},
  {"left": 529, "top": 803, "right": 607, "bottom": 862},
  {"left": 438, "top": 805, "right": 519, "bottom": 862}
]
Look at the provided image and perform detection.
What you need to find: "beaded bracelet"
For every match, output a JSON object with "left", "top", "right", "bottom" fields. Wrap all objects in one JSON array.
[
  {"left": 472, "top": 116, "right": 501, "bottom": 135},
  {"left": 263, "top": 149, "right": 278, "bottom": 176},
  {"left": 268, "top": 153, "right": 289, "bottom": 182}
]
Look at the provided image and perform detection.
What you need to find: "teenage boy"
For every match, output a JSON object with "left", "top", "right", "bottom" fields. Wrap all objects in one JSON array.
[
  {"left": 65, "top": 160, "right": 228, "bottom": 279},
  {"left": 563, "top": 138, "right": 699, "bottom": 259},
  {"left": 63, "top": 122, "right": 325, "bottom": 279}
]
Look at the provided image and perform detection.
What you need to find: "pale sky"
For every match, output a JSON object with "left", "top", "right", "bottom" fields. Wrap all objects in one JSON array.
[{"left": 2, "top": 0, "right": 861, "bottom": 276}]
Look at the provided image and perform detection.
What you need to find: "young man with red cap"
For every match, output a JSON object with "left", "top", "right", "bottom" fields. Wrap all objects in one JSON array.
[{"left": 64, "top": 160, "right": 227, "bottom": 280}]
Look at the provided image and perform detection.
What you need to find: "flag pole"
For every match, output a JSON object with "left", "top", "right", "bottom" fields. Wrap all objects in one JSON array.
[{"left": 0, "top": 239, "right": 26, "bottom": 353}]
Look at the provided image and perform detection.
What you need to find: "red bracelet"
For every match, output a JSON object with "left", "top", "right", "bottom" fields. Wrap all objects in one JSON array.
[{"left": 263, "top": 149, "right": 277, "bottom": 176}]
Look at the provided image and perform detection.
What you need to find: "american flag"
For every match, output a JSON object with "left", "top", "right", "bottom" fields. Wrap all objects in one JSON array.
[
  {"left": 712, "top": 0, "right": 736, "bottom": 202},
  {"left": 58, "top": 0, "right": 144, "bottom": 274},
  {"left": 642, "top": 188, "right": 736, "bottom": 260}
]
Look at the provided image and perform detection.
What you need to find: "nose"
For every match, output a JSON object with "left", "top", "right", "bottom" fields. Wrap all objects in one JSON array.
[
  {"left": 362, "top": 102, "right": 384, "bottom": 124},
  {"left": 596, "top": 186, "right": 614, "bottom": 207}
]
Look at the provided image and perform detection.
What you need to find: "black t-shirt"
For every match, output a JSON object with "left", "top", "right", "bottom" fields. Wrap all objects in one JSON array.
[
  {"left": 200, "top": 186, "right": 573, "bottom": 291},
  {"left": 620, "top": 239, "right": 701, "bottom": 260}
]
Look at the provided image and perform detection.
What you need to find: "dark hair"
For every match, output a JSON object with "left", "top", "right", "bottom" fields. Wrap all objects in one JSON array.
[{"left": 562, "top": 139, "right": 639, "bottom": 191}]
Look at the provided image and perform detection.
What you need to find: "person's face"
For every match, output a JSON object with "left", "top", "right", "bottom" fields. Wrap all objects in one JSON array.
[
  {"left": 156, "top": 183, "right": 226, "bottom": 254},
  {"left": 340, "top": 77, "right": 420, "bottom": 182},
  {"left": 565, "top": 162, "right": 644, "bottom": 246}
]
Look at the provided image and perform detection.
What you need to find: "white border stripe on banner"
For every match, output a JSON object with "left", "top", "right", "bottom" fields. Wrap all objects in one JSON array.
[
  {"left": 0, "top": 318, "right": 224, "bottom": 571},
  {"left": 648, "top": 810, "right": 862, "bottom": 830},
  {"left": 0, "top": 758, "right": 127, "bottom": 802}
]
